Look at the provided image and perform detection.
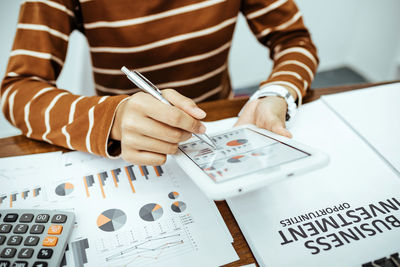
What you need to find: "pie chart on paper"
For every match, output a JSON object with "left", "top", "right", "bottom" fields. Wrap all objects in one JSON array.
[
  {"left": 97, "top": 209, "right": 127, "bottom": 232},
  {"left": 55, "top": 182, "right": 74, "bottom": 196},
  {"left": 139, "top": 203, "right": 164, "bottom": 222},
  {"left": 168, "top": 191, "right": 180, "bottom": 199},
  {"left": 171, "top": 201, "right": 187, "bottom": 213}
]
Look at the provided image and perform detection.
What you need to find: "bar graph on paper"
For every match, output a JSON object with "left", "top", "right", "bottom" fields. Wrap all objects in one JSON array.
[
  {"left": 82, "top": 165, "right": 164, "bottom": 198},
  {"left": 0, "top": 165, "right": 44, "bottom": 208},
  {"left": 0, "top": 187, "right": 42, "bottom": 208},
  {"left": 0, "top": 153, "right": 219, "bottom": 267}
]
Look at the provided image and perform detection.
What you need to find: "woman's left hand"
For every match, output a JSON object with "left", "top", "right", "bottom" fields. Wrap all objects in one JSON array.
[{"left": 235, "top": 96, "right": 292, "bottom": 138}]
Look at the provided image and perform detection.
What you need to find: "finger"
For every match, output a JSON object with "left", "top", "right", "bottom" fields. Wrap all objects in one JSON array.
[
  {"left": 257, "top": 116, "right": 292, "bottom": 138},
  {"left": 162, "top": 89, "right": 206, "bottom": 119},
  {"left": 121, "top": 148, "right": 167, "bottom": 166},
  {"left": 271, "top": 124, "right": 293, "bottom": 138},
  {"left": 123, "top": 115, "right": 192, "bottom": 143},
  {"left": 123, "top": 132, "right": 179, "bottom": 155},
  {"left": 139, "top": 96, "right": 206, "bottom": 134},
  {"left": 235, "top": 100, "right": 257, "bottom": 126}
]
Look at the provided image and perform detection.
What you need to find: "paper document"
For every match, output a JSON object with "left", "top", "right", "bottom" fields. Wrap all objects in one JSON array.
[
  {"left": 0, "top": 152, "right": 62, "bottom": 208},
  {"left": 0, "top": 152, "right": 238, "bottom": 267},
  {"left": 225, "top": 100, "right": 400, "bottom": 267},
  {"left": 322, "top": 82, "right": 400, "bottom": 173}
]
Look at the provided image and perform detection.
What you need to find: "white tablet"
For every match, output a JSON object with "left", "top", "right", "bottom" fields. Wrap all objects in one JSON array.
[{"left": 174, "top": 124, "right": 329, "bottom": 200}]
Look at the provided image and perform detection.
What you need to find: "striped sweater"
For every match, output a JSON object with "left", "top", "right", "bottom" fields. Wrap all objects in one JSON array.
[{"left": 1, "top": 0, "right": 318, "bottom": 157}]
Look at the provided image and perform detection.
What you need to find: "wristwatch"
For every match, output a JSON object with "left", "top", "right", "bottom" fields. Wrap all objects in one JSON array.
[{"left": 249, "top": 84, "right": 297, "bottom": 122}]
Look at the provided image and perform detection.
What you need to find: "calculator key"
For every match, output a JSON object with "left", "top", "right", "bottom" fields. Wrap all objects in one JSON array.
[
  {"left": 11, "top": 261, "right": 28, "bottom": 267},
  {"left": 0, "top": 260, "right": 10, "bottom": 267},
  {"left": 51, "top": 214, "right": 67, "bottom": 223},
  {"left": 6, "top": 236, "right": 22, "bottom": 246},
  {"left": 37, "top": 248, "right": 53, "bottom": 259},
  {"left": 32, "top": 262, "right": 47, "bottom": 267},
  {"left": 42, "top": 236, "right": 58, "bottom": 247},
  {"left": 29, "top": 225, "right": 44, "bottom": 234},
  {"left": 3, "top": 214, "right": 18, "bottom": 223},
  {"left": 0, "top": 248, "right": 16, "bottom": 258},
  {"left": 13, "top": 224, "right": 28, "bottom": 234},
  {"left": 47, "top": 225, "right": 63, "bottom": 235},
  {"left": 35, "top": 214, "right": 49, "bottom": 223},
  {"left": 24, "top": 236, "right": 40, "bottom": 246},
  {"left": 0, "top": 225, "right": 12, "bottom": 234},
  {"left": 0, "top": 236, "right": 5, "bottom": 245},
  {"left": 19, "top": 214, "right": 34, "bottom": 223},
  {"left": 17, "top": 248, "right": 34, "bottom": 259}
]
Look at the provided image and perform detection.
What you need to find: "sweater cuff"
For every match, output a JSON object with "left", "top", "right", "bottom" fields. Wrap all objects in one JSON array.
[{"left": 91, "top": 95, "right": 129, "bottom": 158}]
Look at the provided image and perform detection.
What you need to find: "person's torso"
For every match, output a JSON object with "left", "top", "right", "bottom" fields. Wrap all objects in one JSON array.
[{"left": 80, "top": 0, "right": 241, "bottom": 101}]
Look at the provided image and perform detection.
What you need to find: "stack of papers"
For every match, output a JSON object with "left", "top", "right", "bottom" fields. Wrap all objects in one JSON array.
[
  {"left": 226, "top": 99, "right": 400, "bottom": 266},
  {"left": 0, "top": 152, "right": 238, "bottom": 267}
]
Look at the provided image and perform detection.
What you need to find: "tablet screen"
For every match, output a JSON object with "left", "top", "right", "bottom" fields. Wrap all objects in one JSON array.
[{"left": 179, "top": 128, "right": 310, "bottom": 183}]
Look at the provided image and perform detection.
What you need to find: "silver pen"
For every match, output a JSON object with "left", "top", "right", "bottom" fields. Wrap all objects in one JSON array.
[{"left": 121, "top": 66, "right": 217, "bottom": 149}]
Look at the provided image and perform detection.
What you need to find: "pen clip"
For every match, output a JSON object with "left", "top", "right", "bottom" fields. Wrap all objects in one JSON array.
[{"left": 133, "top": 70, "right": 162, "bottom": 95}]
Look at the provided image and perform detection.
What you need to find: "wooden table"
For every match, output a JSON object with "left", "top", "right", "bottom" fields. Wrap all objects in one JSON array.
[{"left": 0, "top": 81, "right": 396, "bottom": 266}]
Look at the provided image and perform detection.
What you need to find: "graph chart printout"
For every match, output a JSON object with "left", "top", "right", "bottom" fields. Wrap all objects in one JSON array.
[
  {"left": 0, "top": 151, "right": 237, "bottom": 267},
  {"left": 60, "top": 153, "right": 237, "bottom": 267},
  {"left": 180, "top": 128, "right": 310, "bottom": 182},
  {"left": 0, "top": 152, "right": 63, "bottom": 209}
]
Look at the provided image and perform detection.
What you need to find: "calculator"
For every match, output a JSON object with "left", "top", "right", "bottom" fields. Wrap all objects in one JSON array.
[{"left": 0, "top": 209, "right": 75, "bottom": 267}]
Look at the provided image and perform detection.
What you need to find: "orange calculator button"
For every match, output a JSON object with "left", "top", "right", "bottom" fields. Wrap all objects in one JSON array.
[
  {"left": 43, "top": 236, "right": 58, "bottom": 247},
  {"left": 48, "top": 225, "right": 63, "bottom": 235}
]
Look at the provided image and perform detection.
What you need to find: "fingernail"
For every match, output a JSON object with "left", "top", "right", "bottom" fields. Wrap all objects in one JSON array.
[
  {"left": 198, "top": 124, "right": 206, "bottom": 134},
  {"left": 193, "top": 107, "right": 206, "bottom": 119}
]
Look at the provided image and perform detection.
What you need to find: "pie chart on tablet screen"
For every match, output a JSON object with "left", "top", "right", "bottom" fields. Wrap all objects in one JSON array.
[
  {"left": 227, "top": 155, "right": 247, "bottom": 163},
  {"left": 226, "top": 139, "right": 248, "bottom": 146}
]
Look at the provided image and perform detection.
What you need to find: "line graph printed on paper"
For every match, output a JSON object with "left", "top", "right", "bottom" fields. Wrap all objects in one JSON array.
[{"left": 101, "top": 227, "right": 196, "bottom": 266}]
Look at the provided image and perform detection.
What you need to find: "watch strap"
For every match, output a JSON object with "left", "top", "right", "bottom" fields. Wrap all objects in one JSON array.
[{"left": 249, "top": 84, "right": 297, "bottom": 122}]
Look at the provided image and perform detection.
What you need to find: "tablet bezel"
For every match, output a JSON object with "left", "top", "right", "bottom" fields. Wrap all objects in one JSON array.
[{"left": 173, "top": 124, "right": 329, "bottom": 200}]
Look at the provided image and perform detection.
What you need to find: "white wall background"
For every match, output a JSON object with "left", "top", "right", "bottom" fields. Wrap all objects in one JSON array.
[
  {"left": 1, "top": 0, "right": 400, "bottom": 138},
  {"left": 229, "top": 0, "right": 400, "bottom": 89}
]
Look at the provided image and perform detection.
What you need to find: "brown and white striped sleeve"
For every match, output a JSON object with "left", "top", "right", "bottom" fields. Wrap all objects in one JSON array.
[
  {"left": 241, "top": 0, "right": 319, "bottom": 105},
  {"left": 1, "top": 0, "right": 128, "bottom": 157}
]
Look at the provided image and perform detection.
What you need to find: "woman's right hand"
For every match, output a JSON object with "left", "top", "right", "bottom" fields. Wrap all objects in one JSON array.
[{"left": 110, "top": 89, "right": 207, "bottom": 165}]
